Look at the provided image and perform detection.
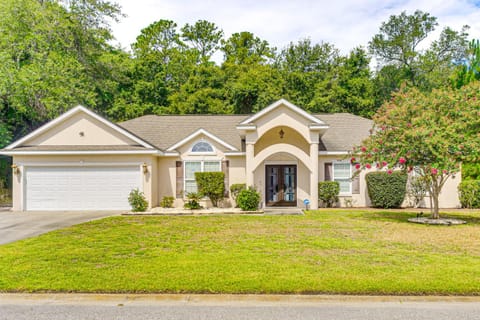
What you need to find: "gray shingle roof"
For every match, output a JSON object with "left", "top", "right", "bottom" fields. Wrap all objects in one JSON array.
[
  {"left": 119, "top": 115, "right": 249, "bottom": 151},
  {"left": 119, "top": 113, "right": 373, "bottom": 152},
  {"left": 315, "top": 113, "right": 373, "bottom": 151}
]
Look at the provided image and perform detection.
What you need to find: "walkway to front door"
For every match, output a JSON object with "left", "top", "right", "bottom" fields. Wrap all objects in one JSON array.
[{"left": 265, "top": 165, "right": 297, "bottom": 207}]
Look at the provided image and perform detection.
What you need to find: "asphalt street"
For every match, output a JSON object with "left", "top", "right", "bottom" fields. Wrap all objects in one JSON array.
[{"left": 1, "top": 295, "right": 480, "bottom": 320}]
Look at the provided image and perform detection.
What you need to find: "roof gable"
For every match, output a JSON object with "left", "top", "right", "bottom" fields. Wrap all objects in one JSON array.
[
  {"left": 166, "top": 128, "right": 238, "bottom": 152},
  {"left": 5, "top": 106, "right": 155, "bottom": 150},
  {"left": 239, "top": 99, "right": 327, "bottom": 126}
]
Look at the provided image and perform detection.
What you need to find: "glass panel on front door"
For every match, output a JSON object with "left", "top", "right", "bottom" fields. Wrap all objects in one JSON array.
[{"left": 266, "top": 165, "right": 297, "bottom": 206}]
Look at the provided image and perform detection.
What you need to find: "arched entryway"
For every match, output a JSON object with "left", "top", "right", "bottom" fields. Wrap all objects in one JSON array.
[{"left": 238, "top": 99, "right": 327, "bottom": 209}]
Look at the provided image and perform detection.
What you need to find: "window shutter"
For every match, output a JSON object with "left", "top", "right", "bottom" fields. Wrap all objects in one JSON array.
[
  {"left": 352, "top": 165, "right": 360, "bottom": 194},
  {"left": 222, "top": 160, "right": 229, "bottom": 197},
  {"left": 324, "top": 162, "right": 333, "bottom": 181},
  {"left": 176, "top": 161, "right": 183, "bottom": 198}
]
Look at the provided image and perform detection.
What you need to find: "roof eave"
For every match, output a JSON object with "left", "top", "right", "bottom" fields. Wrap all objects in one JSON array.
[
  {"left": 318, "top": 151, "right": 350, "bottom": 155},
  {"left": 166, "top": 128, "right": 238, "bottom": 152},
  {"left": 0, "top": 150, "right": 162, "bottom": 156},
  {"left": 239, "top": 99, "right": 327, "bottom": 126}
]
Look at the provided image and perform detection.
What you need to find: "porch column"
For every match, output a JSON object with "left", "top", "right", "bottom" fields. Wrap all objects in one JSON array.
[
  {"left": 310, "top": 142, "right": 319, "bottom": 210},
  {"left": 246, "top": 142, "right": 255, "bottom": 187}
]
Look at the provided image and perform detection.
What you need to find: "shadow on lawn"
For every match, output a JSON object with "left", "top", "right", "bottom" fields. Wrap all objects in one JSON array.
[
  {"left": 362, "top": 210, "right": 480, "bottom": 225},
  {"left": 443, "top": 213, "right": 480, "bottom": 225}
]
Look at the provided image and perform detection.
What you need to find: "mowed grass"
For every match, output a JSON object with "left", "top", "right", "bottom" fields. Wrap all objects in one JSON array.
[{"left": 1, "top": 209, "right": 480, "bottom": 295}]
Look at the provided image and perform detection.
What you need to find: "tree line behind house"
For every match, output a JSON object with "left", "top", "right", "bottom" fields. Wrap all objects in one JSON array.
[{"left": 0, "top": 0, "right": 478, "bottom": 148}]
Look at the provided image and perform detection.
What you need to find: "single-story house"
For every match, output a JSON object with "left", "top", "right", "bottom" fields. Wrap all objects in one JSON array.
[{"left": 1, "top": 99, "right": 460, "bottom": 211}]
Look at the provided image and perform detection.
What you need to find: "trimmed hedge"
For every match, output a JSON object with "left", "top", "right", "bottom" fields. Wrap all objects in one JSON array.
[
  {"left": 462, "top": 163, "right": 480, "bottom": 181},
  {"left": 195, "top": 171, "right": 225, "bottom": 207},
  {"left": 458, "top": 180, "right": 480, "bottom": 209},
  {"left": 318, "top": 181, "right": 340, "bottom": 208},
  {"left": 366, "top": 171, "right": 408, "bottom": 208}
]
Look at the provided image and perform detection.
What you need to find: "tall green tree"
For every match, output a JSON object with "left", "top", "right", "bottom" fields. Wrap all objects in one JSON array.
[
  {"left": 311, "top": 47, "right": 375, "bottom": 117},
  {"left": 219, "top": 32, "right": 281, "bottom": 114},
  {"left": 130, "top": 19, "right": 197, "bottom": 115},
  {"left": 452, "top": 39, "right": 480, "bottom": 88},
  {"left": 224, "top": 64, "right": 284, "bottom": 114},
  {"left": 369, "top": 10, "right": 469, "bottom": 101},
  {"left": 169, "top": 64, "right": 229, "bottom": 114},
  {"left": 275, "top": 39, "right": 339, "bottom": 108},
  {"left": 181, "top": 20, "right": 224, "bottom": 63},
  {"left": 221, "top": 32, "right": 276, "bottom": 65},
  {"left": 0, "top": 0, "right": 123, "bottom": 140}
]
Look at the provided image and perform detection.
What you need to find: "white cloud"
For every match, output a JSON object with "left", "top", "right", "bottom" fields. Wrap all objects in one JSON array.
[{"left": 110, "top": 0, "right": 480, "bottom": 55}]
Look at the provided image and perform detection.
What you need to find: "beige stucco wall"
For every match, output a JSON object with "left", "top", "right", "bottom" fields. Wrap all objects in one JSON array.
[
  {"left": 9, "top": 101, "right": 461, "bottom": 211},
  {"left": 254, "top": 126, "right": 310, "bottom": 156},
  {"left": 157, "top": 134, "right": 247, "bottom": 208},
  {"left": 403, "top": 173, "right": 461, "bottom": 209},
  {"left": 157, "top": 156, "right": 177, "bottom": 206},
  {"left": 229, "top": 156, "right": 247, "bottom": 186},
  {"left": 252, "top": 105, "right": 318, "bottom": 143},
  {"left": 157, "top": 156, "right": 247, "bottom": 208},
  {"left": 28, "top": 113, "right": 136, "bottom": 146},
  {"left": 318, "top": 155, "right": 370, "bottom": 207},
  {"left": 317, "top": 155, "right": 461, "bottom": 209},
  {"left": 11, "top": 154, "right": 157, "bottom": 211},
  {"left": 242, "top": 102, "right": 323, "bottom": 209},
  {"left": 252, "top": 153, "right": 310, "bottom": 208},
  {"left": 436, "top": 174, "right": 461, "bottom": 208}
]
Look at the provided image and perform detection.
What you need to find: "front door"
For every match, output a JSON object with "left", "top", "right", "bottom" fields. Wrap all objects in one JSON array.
[{"left": 265, "top": 165, "right": 297, "bottom": 207}]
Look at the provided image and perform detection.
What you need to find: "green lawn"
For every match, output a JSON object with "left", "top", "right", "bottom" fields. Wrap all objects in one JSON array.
[{"left": 1, "top": 209, "right": 480, "bottom": 295}]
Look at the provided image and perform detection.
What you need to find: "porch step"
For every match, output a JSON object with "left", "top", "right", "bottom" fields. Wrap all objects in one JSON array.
[{"left": 263, "top": 208, "right": 304, "bottom": 215}]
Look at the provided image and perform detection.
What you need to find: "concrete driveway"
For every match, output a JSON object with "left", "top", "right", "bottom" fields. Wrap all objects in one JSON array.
[{"left": 0, "top": 209, "right": 120, "bottom": 245}]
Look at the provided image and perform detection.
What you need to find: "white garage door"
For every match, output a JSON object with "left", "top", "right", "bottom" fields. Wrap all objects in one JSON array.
[{"left": 25, "top": 166, "right": 142, "bottom": 210}]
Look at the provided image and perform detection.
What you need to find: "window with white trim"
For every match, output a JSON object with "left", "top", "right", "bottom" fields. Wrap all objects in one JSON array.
[
  {"left": 191, "top": 141, "right": 214, "bottom": 153},
  {"left": 333, "top": 162, "right": 352, "bottom": 194},
  {"left": 184, "top": 160, "right": 221, "bottom": 194}
]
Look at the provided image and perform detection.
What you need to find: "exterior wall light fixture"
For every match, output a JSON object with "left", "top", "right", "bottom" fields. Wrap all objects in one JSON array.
[
  {"left": 142, "top": 162, "right": 148, "bottom": 174},
  {"left": 11, "top": 164, "right": 20, "bottom": 175},
  {"left": 279, "top": 128, "right": 285, "bottom": 139}
]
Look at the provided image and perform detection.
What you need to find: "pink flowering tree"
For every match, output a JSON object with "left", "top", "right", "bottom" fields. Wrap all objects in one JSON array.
[{"left": 354, "top": 82, "right": 480, "bottom": 219}]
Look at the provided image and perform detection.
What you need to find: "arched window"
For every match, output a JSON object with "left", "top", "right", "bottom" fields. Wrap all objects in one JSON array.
[{"left": 191, "top": 141, "right": 214, "bottom": 153}]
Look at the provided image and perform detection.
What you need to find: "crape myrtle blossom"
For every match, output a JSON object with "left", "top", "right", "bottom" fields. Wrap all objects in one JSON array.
[{"left": 351, "top": 82, "right": 480, "bottom": 219}]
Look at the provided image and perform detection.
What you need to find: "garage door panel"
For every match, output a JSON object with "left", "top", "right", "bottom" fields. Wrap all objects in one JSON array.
[{"left": 25, "top": 166, "right": 141, "bottom": 210}]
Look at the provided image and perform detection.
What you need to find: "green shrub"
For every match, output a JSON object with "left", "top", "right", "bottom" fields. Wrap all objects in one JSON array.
[
  {"left": 230, "top": 183, "right": 246, "bottom": 204},
  {"left": 462, "top": 163, "right": 480, "bottom": 181},
  {"left": 458, "top": 180, "right": 480, "bottom": 208},
  {"left": 366, "top": 171, "right": 408, "bottom": 208},
  {"left": 318, "top": 181, "right": 340, "bottom": 208},
  {"left": 0, "top": 156, "right": 12, "bottom": 189},
  {"left": 237, "top": 187, "right": 260, "bottom": 211},
  {"left": 184, "top": 192, "right": 202, "bottom": 210},
  {"left": 195, "top": 172, "right": 225, "bottom": 207},
  {"left": 128, "top": 188, "right": 148, "bottom": 212},
  {"left": 160, "top": 196, "right": 174, "bottom": 208},
  {"left": 0, "top": 177, "right": 11, "bottom": 205}
]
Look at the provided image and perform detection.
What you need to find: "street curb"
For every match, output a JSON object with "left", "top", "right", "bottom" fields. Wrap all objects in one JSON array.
[{"left": 2, "top": 293, "right": 480, "bottom": 305}]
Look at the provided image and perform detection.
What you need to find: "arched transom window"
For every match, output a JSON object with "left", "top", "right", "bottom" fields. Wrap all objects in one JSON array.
[{"left": 191, "top": 141, "right": 214, "bottom": 153}]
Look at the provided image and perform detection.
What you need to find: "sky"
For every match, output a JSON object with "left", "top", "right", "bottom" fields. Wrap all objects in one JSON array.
[{"left": 110, "top": 0, "right": 480, "bottom": 58}]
